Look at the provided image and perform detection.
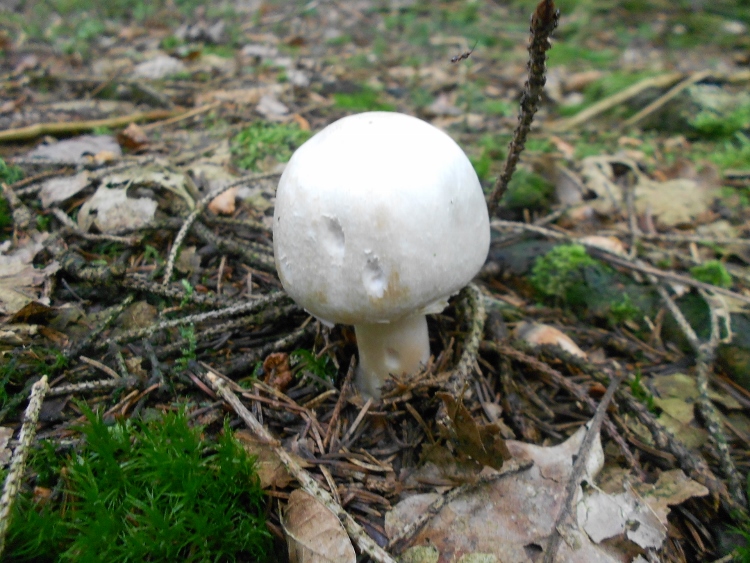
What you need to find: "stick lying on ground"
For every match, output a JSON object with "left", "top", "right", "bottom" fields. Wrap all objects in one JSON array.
[
  {"left": 198, "top": 364, "right": 398, "bottom": 563},
  {"left": 0, "top": 376, "right": 49, "bottom": 558}
]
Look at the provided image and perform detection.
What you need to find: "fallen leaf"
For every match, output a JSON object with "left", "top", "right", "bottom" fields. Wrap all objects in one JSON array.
[
  {"left": 282, "top": 489, "right": 355, "bottom": 563},
  {"left": 132, "top": 55, "right": 186, "bottom": 79},
  {"left": 39, "top": 172, "right": 90, "bottom": 208},
  {"left": 579, "top": 236, "right": 627, "bottom": 256},
  {"left": 580, "top": 155, "right": 721, "bottom": 228},
  {"left": 256, "top": 94, "right": 289, "bottom": 119},
  {"left": 0, "top": 233, "right": 60, "bottom": 315},
  {"left": 387, "top": 424, "right": 612, "bottom": 563},
  {"left": 117, "top": 122, "right": 150, "bottom": 151},
  {"left": 208, "top": 186, "right": 239, "bottom": 215},
  {"left": 77, "top": 184, "right": 157, "bottom": 233},
  {"left": 27, "top": 135, "right": 122, "bottom": 164},
  {"left": 514, "top": 321, "right": 587, "bottom": 359},
  {"left": 579, "top": 469, "right": 708, "bottom": 550},
  {"left": 235, "top": 430, "right": 310, "bottom": 489},
  {"left": 263, "top": 352, "right": 294, "bottom": 392},
  {"left": 175, "top": 246, "right": 201, "bottom": 275},
  {"left": 437, "top": 393, "right": 511, "bottom": 470}
]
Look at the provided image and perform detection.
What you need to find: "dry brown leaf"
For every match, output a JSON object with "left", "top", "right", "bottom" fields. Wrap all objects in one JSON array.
[
  {"left": 579, "top": 469, "right": 708, "bottom": 550},
  {"left": 263, "top": 352, "right": 294, "bottom": 392},
  {"left": 282, "top": 489, "right": 355, "bottom": 563},
  {"left": 580, "top": 155, "right": 721, "bottom": 228},
  {"left": 579, "top": 235, "right": 627, "bottom": 256},
  {"left": 0, "top": 233, "right": 60, "bottom": 315},
  {"left": 26, "top": 135, "right": 122, "bottom": 164},
  {"left": 514, "top": 321, "right": 587, "bottom": 359},
  {"left": 77, "top": 184, "right": 157, "bottom": 233},
  {"left": 387, "top": 425, "right": 612, "bottom": 563},
  {"left": 39, "top": 172, "right": 90, "bottom": 208},
  {"left": 437, "top": 393, "right": 511, "bottom": 470},
  {"left": 175, "top": 246, "right": 201, "bottom": 275},
  {"left": 235, "top": 430, "right": 310, "bottom": 489},
  {"left": 117, "top": 122, "right": 150, "bottom": 151},
  {"left": 208, "top": 186, "right": 239, "bottom": 215}
]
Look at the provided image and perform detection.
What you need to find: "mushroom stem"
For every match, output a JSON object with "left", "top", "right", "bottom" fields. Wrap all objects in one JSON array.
[{"left": 353, "top": 313, "right": 430, "bottom": 399}]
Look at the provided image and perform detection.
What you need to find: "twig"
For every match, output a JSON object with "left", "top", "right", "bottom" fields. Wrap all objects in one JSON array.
[
  {"left": 141, "top": 101, "right": 222, "bottom": 131},
  {"left": 541, "top": 345, "right": 742, "bottom": 515},
  {"left": 79, "top": 356, "right": 121, "bottom": 379},
  {"left": 324, "top": 358, "right": 355, "bottom": 450},
  {"left": 341, "top": 398, "right": 373, "bottom": 446},
  {"left": 106, "top": 292, "right": 290, "bottom": 348},
  {"left": 199, "top": 367, "right": 398, "bottom": 563},
  {"left": 443, "top": 283, "right": 486, "bottom": 395},
  {"left": 547, "top": 72, "right": 684, "bottom": 132},
  {"left": 656, "top": 284, "right": 747, "bottom": 509},
  {"left": 487, "top": 0, "right": 559, "bottom": 215},
  {"left": 621, "top": 69, "right": 712, "bottom": 129},
  {"left": 122, "top": 276, "right": 230, "bottom": 307},
  {"left": 47, "top": 377, "right": 138, "bottom": 397},
  {"left": 0, "top": 109, "right": 179, "bottom": 143},
  {"left": 0, "top": 376, "right": 49, "bottom": 557},
  {"left": 50, "top": 208, "right": 140, "bottom": 245},
  {"left": 491, "top": 219, "right": 750, "bottom": 305},
  {"left": 487, "top": 341, "right": 642, "bottom": 475},
  {"left": 597, "top": 229, "right": 750, "bottom": 247},
  {"left": 162, "top": 171, "right": 279, "bottom": 285},
  {"left": 543, "top": 372, "right": 623, "bottom": 563}
]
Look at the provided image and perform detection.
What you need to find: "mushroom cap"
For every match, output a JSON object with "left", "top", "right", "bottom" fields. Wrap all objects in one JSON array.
[{"left": 273, "top": 111, "right": 490, "bottom": 325}]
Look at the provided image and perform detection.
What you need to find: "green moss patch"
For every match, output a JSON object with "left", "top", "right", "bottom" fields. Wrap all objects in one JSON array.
[{"left": 7, "top": 407, "right": 271, "bottom": 562}]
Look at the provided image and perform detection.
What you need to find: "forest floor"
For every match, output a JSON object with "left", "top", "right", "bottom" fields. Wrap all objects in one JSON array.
[{"left": 1, "top": 0, "right": 750, "bottom": 561}]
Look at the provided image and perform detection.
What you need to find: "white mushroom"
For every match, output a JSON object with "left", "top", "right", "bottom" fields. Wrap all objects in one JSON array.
[{"left": 273, "top": 112, "right": 490, "bottom": 398}]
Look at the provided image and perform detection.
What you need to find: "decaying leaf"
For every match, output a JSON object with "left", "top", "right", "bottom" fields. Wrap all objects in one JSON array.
[
  {"left": 77, "top": 184, "right": 157, "bottom": 233},
  {"left": 282, "top": 489, "right": 355, "bottom": 563},
  {"left": 208, "top": 186, "right": 239, "bottom": 215},
  {"left": 580, "top": 155, "right": 721, "bottom": 228},
  {"left": 389, "top": 420, "right": 708, "bottom": 562},
  {"left": 26, "top": 134, "right": 122, "bottom": 164},
  {"left": 0, "top": 233, "right": 60, "bottom": 315},
  {"left": 579, "top": 469, "right": 708, "bottom": 550},
  {"left": 437, "top": 392, "right": 511, "bottom": 470},
  {"left": 263, "top": 352, "right": 294, "bottom": 392},
  {"left": 514, "top": 321, "right": 587, "bottom": 359},
  {"left": 387, "top": 425, "right": 613, "bottom": 562},
  {"left": 39, "top": 172, "right": 90, "bottom": 208},
  {"left": 117, "top": 122, "right": 150, "bottom": 151},
  {"left": 235, "top": 430, "right": 310, "bottom": 489},
  {"left": 175, "top": 246, "right": 201, "bottom": 275}
]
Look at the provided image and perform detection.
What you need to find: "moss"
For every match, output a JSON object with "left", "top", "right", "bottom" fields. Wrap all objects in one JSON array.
[
  {"left": 332, "top": 86, "right": 395, "bottom": 112},
  {"left": 7, "top": 407, "right": 271, "bottom": 562},
  {"left": 502, "top": 169, "right": 555, "bottom": 211},
  {"left": 231, "top": 121, "right": 311, "bottom": 171},
  {"left": 530, "top": 244, "right": 601, "bottom": 302},
  {"left": 690, "top": 260, "right": 733, "bottom": 288}
]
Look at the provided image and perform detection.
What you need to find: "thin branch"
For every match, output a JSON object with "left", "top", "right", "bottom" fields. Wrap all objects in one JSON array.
[
  {"left": 656, "top": 285, "right": 747, "bottom": 509},
  {"left": 0, "top": 109, "right": 179, "bottom": 143},
  {"left": 199, "top": 367, "right": 398, "bottom": 563},
  {"left": 487, "top": 0, "right": 559, "bottom": 215},
  {"left": 162, "top": 171, "right": 279, "bottom": 285},
  {"left": 0, "top": 376, "right": 49, "bottom": 557},
  {"left": 543, "top": 372, "right": 623, "bottom": 563},
  {"left": 443, "top": 283, "right": 486, "bottom": 395},
  {"left": 491, "top": 219, "right": 750, "bottom": 306}
]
